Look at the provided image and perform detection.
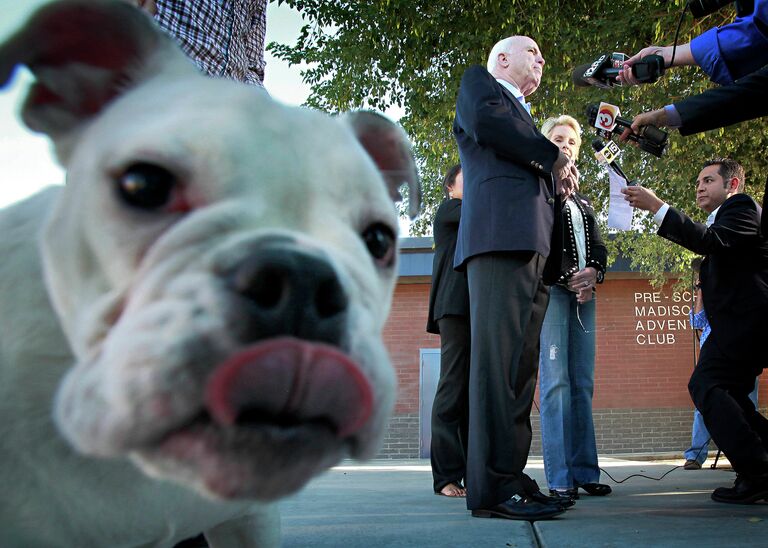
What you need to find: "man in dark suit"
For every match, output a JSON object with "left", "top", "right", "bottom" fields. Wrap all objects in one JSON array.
[
  {"left": 453, "top": 35, "right": 578, "bottom": 521},
  {"left": 623, "top": 158, "right": 768, "bottom": 504}
]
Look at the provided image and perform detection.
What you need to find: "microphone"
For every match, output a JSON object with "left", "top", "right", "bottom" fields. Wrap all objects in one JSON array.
[
  {"left": 585, "top": 103, "right": 668, "bottom": 158},
  {"left": 572, "top": 53, "right": 664, "bottom": 88},
  {"left": 571, "top": 64, "right": 594, "bottom": 87},
  {"left": 592, "top": 139, "right": 630, "bottom": 181},
  {"left": 572, "top": 53, "right": 625, "bottom": 88}
]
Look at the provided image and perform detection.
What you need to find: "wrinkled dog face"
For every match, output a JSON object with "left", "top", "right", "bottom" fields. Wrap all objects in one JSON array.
[
  {"left": 49, "top": 88, "right": 400, "bottom": 500},
  {"left": 1, "top": 0, "right": 418, "bottom": 501}
]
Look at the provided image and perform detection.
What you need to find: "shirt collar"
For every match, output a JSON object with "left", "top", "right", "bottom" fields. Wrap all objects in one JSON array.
[
  {"left": 706, "top": 205, "right": 720, "bottom": 227},
  {"left": 495, "top": 78, "right": 529, "bottom": 111}
]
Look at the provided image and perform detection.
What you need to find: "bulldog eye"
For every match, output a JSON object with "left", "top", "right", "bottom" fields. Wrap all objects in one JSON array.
[
  {"left": 116, "top": 162, "right": 178, "bottom": 210},
  {"left": 362, "top": 223, "right": 396, "bottom": 267}
]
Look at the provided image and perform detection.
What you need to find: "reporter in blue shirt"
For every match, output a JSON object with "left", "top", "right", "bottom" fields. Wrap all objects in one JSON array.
[
  {"left": 620, "top": 0, "right": 767, "bottom": 87},
  {"left": 618, "top": 0, "right": 768, "bottom": 134}
]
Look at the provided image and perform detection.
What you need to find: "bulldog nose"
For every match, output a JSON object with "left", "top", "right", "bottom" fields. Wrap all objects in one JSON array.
[{"left": 228, "top": 246, "right": 348, "bottom": 346}]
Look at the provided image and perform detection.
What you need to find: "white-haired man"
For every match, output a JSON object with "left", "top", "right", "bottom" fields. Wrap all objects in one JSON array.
[{"left": 452, "top": 35, "right": 578, "bottom": 521}]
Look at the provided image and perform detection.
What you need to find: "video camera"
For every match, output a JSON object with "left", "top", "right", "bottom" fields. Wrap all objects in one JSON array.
[
  {"left": 572, "top": 53, "right": 665, "bottom": 89},
  {"left": 585, "top": 103, "right": 668, "bottom": 158}
]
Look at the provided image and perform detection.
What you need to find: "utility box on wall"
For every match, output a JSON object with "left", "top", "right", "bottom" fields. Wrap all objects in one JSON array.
[{"left": 418, "top": 349, "right": 440, "bottom": 458}]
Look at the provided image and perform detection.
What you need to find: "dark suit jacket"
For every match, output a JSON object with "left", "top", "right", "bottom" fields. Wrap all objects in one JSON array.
[
  {"left": 658, "top": 193, "right": 768, "bottom": 359},
  {"left": 763, "top": 175, "right": 768, "bottom": 238},
  {"left": 676, "top": 65, "right": 768, "bottom": 136},
  {"left": 452, "top": 65, "right": 561, "bottom": 272},
  {"left": 427, "top": 198, "right": 470, "bottom": 334}
]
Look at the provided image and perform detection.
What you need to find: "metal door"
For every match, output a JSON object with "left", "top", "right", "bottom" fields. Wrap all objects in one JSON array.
[{"left": 419, "top": 348, "right": 440, "bottom": 458}]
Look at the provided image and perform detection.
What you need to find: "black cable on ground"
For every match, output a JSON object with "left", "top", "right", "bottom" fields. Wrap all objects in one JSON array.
[
  {"left": 532, "top": 398, "right": 713, "bottom": 484},
  {"left": 532, "top": 261, "right": 716, "bottom": 485}
]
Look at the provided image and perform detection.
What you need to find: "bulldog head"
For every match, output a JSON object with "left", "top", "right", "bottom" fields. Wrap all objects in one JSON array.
[{"left": 0, "top": 0, "right": 419, "bottom": 501}]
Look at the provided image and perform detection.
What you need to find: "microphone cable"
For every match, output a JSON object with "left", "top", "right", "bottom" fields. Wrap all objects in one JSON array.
[
  {"left": 531, "top": 397, "right": 710, "bottom": 483},
  {"left": 668, "top": 3, "right": 689, "bottom": 69},
  {"left": 533, "top": 265, "right": 714, "bottom": 484},
  {"left": 598, "top": 442, "right": 709, "bottom": 484}
]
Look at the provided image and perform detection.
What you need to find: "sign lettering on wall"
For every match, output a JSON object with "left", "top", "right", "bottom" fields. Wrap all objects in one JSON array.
[{"left": 633, "top": 291, "right": 693, "bottom": 345}]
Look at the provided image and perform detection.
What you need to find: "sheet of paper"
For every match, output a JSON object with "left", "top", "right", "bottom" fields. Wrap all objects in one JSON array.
[{"left": 606, "top": 165, "right": 633, "bottom": 231}]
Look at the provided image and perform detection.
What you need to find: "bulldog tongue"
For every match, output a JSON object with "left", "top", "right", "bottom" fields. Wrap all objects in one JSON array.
[{"left": 205, "top": 338, "right": 373, "bottom": 438}]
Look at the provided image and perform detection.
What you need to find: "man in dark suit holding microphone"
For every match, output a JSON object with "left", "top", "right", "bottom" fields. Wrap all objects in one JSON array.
[
  {"left": 453, "top": 35, "right": 578, "bottom": 521},
  {"left": 623, "top": 158, "right": 768, "bottom": 504}
]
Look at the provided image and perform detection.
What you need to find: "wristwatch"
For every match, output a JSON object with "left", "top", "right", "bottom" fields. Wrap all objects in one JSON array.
[{"left": 595, "top": 269, "right": 605, "bottom": 284}]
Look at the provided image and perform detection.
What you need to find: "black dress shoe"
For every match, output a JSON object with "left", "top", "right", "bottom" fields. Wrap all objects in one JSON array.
[
  {"left": 549, "top": 488, "right": 579, "bottom": 500},
  {"left": 471, "top": 494, "right": 566, "bottom": 521},
  {"left": 530, "top": 490, "right": 575, "bottom": 508},
  {"left": 173, "top": 534, "right": 208, "bottom": 547},
  {"left": 711, "top": 474, "right": 768, "bottom": 504},
  {"left": 521, "top": 476, "right": 573, "bottom": 508},
  {"left": 577, "top": 482, "right": 612, "bottom": 496}
]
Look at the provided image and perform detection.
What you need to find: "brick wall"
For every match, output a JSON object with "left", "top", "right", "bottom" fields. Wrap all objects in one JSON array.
[
  {"left": 530, "top": 408, "right": 697, "bottom": 455},
  {"left": 376, "top": 275, "right": 767, "bottom": 458},
  {"left": 377, "top": 413, "right": 419, "bottom": 458},
  {"left": 382, "top": 283, "right": 440, "bottom": 417}
]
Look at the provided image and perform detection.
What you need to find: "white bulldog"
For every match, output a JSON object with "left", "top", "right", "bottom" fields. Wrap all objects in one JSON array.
[{"left": 0, "top": 1, "right": 419, "bottom": 546}]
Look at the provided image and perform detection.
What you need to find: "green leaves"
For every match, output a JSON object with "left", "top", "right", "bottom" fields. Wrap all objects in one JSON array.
[{"left": 270, "top": 0, "right": 768, "bottom": 280}]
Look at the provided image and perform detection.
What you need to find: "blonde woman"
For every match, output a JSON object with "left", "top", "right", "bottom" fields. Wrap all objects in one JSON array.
[{"left": 538, "top": 115, "right": 610, "bottom": 500}]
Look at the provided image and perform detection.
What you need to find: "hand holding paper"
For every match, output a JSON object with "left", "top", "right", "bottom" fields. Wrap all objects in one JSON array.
[
  {"left": 621, "top": 185, "right": 664, "bottom": 213},
  {"left": 606, "top": 165, "right": 634, "bottom": 230}
]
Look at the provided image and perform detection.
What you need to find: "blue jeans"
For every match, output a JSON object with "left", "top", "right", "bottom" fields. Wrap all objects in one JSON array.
[
  {"left": 685, "top": 378, "right": 759, "bottom": 464},
  {"left": 539, "top": 285, "right": 600, "bottom": 490}
]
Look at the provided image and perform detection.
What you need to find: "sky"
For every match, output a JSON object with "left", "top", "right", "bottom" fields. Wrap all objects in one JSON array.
[{"left": 0, "top": 1, "right": 319, "bottom": 209}]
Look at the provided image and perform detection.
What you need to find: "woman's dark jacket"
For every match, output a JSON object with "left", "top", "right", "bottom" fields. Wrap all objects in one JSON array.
[
  {"left": 554, "top": 192, "right": 607, "bottom": 284},
  {"left": 426, "top": 199, "right": 470, "bottom": 334}
]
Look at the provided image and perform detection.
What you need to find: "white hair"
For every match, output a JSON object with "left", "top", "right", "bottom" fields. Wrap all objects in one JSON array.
[{"left": 486, "top": 36, "right": 520, "bottom": 72}]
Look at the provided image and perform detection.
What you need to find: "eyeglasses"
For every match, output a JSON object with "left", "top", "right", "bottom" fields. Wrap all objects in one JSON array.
[{"left": 576, "top": 301, "right": 605, "bottom": 334}]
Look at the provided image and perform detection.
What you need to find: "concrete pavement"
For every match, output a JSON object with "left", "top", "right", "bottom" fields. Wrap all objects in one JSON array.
[{"left": 279, "top": 456, "right": 768, "bottom": 547}]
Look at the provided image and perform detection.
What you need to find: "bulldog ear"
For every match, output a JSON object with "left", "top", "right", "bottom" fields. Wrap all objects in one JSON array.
[
  {"left": 344, "top": 111, "right": 422, "bottom": 219},
  {"left": 0, "top": 0, "right": 191, "bottom": 163}
]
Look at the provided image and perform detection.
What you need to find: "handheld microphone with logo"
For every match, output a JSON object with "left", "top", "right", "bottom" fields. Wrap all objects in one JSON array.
[
  {"left": 572, "top": 53, "right": 665, "bottom": 88},
  {"left": 585, "top": 102, "right": 668, "bottom": 158},
  {"left": 572, "top": 53, "right": 626, "bottom": 89},
  {"left": 591, "top": 139, "right": 638, "bottom": 186}
]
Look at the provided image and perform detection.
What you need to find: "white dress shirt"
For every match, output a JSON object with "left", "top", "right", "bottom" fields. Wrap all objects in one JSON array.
[
  {"left": 495, "top": 79, "right": 531, "bottom": 114},
  {"left": 654, "top": 203, "right": 719, "bottom": 228}
]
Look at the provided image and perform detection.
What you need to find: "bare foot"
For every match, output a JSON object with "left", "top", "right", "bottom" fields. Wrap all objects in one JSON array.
[{"left": 438, "top": 483, "right": 466, "bottom": 497}]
